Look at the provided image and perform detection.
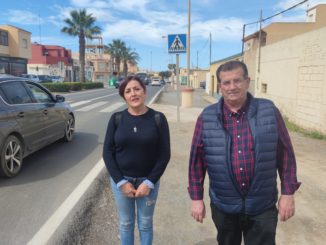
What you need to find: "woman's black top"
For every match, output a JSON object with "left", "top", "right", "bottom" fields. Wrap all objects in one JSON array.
[{"left": 103, "top": 108, "right": 170, "bottom": 184}]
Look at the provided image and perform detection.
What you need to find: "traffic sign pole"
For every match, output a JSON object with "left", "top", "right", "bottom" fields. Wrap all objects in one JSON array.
[{"left": 176, "top": 53, "right": 180, "bottom": 123}]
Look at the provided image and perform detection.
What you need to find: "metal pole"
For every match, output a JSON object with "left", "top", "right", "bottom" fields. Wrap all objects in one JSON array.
[
  {"left": 209, "top": 32, "right": 212, "bottom": 66},
  {"left": 176, "top": 53, "right": 180, "bottom": 123},
  {"left": 258, "top": 10, "right": 263, "bottom": 73},
  {"left": 187, "top": 0, "right": 191, "bottom": 87},
  {"left": 242, "top": 24, "right": 246, "bottom": 55},
  {"left": 150, "top": 51, "right": 152, "bottom": 72},
  {"left": 197, "top": 50, "right": 198, "bottom": 69}
]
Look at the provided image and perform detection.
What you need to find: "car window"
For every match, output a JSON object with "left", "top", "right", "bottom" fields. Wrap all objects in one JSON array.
[
  {"left": 0, "top": 81, "right": 33, "bottom": 104},
  {"left": 27, "top": 83, "right": 53, "bottom": 103}
]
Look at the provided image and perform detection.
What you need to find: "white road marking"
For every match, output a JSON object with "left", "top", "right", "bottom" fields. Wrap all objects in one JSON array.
[
  {"left": 27, "top": 159, "right": 105, "bottom": 245},
  {"left": 99, "top": 102, "right": 124, "bottom": 112},
  {"left": 76, "top": 101, "right": 108, "bottom": 111},
  {"left": 69, "top": 100, "right": 91, "bottom": 108}
]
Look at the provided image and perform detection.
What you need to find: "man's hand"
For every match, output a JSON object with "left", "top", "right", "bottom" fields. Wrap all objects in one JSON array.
[
  {"left": 191, "top": 200, "right": 206, "bottom": 223},
  {"left": 135, "top": 183, "right": 151, "bottom": 198},
  {"left": 120, "top": 182, "right": 136, "bottom": 198},
  {"left": 278, "top": 195, "right": 295, "bottom": 221}
]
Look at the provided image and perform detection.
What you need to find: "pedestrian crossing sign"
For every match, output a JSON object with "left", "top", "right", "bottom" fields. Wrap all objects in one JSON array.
[{"left": 168, "top": 34, "right": 186, "bottom": 53}]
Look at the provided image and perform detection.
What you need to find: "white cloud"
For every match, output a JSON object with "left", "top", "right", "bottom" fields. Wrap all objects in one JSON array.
[
  {"left": 102, "top": 20, "right": 163, "bottom": 46},
  {"left": 7, "top": 10, "right": 43, "bottom": 25},
  {"left": 192, "top": 18, "right": 244, "bottom": 42},
  {"left": 110, "top": 0, "right": 149, "bottom": 11}
]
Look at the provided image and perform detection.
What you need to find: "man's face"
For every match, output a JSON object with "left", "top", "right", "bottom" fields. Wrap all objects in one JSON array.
[{"left": 218, "top": 67, "right": 250, "bottom": 108}]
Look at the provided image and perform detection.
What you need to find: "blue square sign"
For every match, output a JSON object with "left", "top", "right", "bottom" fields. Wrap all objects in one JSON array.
[{"left": 168, "top": 34, "right": 186, "bottom": 53}]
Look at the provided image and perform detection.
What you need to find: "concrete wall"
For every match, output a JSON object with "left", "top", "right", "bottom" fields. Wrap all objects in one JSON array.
[{"left": 255, "top": 26, "right": 326, "bottom": 134}]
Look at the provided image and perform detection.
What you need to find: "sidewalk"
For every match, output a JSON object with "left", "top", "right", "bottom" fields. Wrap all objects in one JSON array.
[{"left": 150, "top": 86, "right": 217, "bottom": 244}]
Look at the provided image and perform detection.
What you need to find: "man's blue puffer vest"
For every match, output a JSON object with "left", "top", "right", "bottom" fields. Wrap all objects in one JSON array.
[{"left": 202, "top": 95, "right": 278, "bottom": 215}]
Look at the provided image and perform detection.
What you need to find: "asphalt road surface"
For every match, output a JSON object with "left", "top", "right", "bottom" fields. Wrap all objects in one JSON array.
[{"left": 0, "top": 85, "right": 162, "bottom": 244}]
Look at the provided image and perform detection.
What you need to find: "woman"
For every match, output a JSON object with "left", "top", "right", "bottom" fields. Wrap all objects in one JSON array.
[{"left": 103, "top": 76, "right": 171, "bottom": 245}]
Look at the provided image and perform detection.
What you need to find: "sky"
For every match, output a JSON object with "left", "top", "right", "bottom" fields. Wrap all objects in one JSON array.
[{"left": 1, "top": 0, "right": 326, "bottom": 72}]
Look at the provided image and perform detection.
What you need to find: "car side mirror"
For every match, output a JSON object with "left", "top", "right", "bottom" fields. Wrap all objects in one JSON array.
[{"left": 55, "top": 94, "right": 65, "bottom": 102}]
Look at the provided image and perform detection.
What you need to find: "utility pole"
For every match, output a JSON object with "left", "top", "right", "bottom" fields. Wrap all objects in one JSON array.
[
  {"left": 209, "top": 32, "right": 212, "bottom": 66},
  {"left": 150, "top": 51, "right": 152, "bottom": 72},
  {"left": 187, "top": 0, "right": 191, "bottom": 87},
  {"left": 258, "top": 10, "right": 263, "bottom": 73},
  {"left": 196, "top": 50, "right": 198, "bottom": 69}
]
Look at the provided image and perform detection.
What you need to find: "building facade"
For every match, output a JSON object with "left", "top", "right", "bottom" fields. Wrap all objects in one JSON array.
[
  {"left": 246, "top": 4, "right": 326, "bottom": 134},
  {"left": 0, "top": 25, "right": 31, "bottom": 76},
  {"left": 28, "top": 43, "right": 73, "bottom": 81}
]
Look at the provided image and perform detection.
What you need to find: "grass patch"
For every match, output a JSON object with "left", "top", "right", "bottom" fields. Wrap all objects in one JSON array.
[{"left": 284, "top": 116, "right": 326, "bottom": 140}]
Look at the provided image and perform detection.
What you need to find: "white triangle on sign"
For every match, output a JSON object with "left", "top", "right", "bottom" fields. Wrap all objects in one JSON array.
[{"left": 170, "top": 35, "right": 185, "bottom": 51}]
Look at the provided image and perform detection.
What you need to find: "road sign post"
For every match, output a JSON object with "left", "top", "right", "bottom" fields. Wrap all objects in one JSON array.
[{"left": 168, "top": 34, "right": 187, "bottom": 124}]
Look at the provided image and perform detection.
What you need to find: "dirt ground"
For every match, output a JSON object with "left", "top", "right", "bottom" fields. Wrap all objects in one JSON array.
[{"left": 276, "top": 132, "right": 326, "bottom": 245}]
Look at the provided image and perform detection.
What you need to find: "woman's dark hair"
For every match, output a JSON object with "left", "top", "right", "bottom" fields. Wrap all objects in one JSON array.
[
  {"left": 118, "top": 75, "right": 146, "bottom": 99},
  {"left": 216, "top": 60, "right": 248, "bottom": 84}
]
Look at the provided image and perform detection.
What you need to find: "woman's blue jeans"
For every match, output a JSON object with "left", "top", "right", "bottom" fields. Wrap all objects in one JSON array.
[{"left": 110, "top": 177, "right": 160, "bottom": 245}]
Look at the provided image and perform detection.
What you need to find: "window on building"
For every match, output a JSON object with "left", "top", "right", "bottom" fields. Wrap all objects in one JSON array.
[
  {"left": 10, "top": 62, "right": 26, "bottom": 76},
  {"left": 22, "top": 38, "right": 28, "bottom": 49},
  {"left": 261, "top": 83, "right": 267, "bottom": 93},
  {"left": 0, "top": 30, "right": 8, "bottom": 46},
  {"left": 0, "top": 61, "right": 9, "bottom": 74}
]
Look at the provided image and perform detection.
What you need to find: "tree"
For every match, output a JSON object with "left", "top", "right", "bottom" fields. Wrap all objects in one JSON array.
[
  {"left": 105, "top": 39, "right": 126, "bottom": 75},
  {"left": 159, "top": 71, "right": 172, "bottom": 79},
  {"left": 61, "top": 9, "right": 101, "bottom": 83},
  {"left": 121, "top": 48, "right": 140, "bottom": 78}
]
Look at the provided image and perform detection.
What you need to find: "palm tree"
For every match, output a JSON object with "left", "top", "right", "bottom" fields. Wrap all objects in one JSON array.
[
  {"left": 105, "top": 39, "right": 126, "bottom": 75},
  {"left": 121, "top": 48, "right": 140, "bottom": 77},
  {"left": 61, "top": 9, "right": 101, "bottom": 83}
]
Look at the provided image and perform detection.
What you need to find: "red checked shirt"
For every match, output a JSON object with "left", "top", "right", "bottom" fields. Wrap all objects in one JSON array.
[{"left": 188, "top": 99, "right": 301, "bottom": 200}]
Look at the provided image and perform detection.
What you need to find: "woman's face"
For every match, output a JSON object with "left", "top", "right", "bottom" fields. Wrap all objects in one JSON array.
[{"left": 123, "top": 80, "right": 146, "bottom": 109}]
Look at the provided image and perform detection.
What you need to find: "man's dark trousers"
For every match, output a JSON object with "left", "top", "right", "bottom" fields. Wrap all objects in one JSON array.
[{"left": 210, "top": 203, "right": 278, "bottom": 245}]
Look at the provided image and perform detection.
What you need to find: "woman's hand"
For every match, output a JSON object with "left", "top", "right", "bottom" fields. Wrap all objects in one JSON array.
[
  {"left": 135, "top": 183, "right": 151, "bottom": 198},
  {"left": 120, "top": 182, "right": 136, "bottom": 198}
]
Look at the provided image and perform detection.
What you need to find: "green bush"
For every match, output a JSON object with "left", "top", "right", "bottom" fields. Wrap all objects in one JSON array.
[
  {"left": 42, "top": 83, "right": 70, "bottom": 92},
  {"left": 82, "top": 82, "right": 104, "bottom": 89},
  {"left": 65, "top": 82, "right": 82, "bottom": 91},
  {"left": 284, "top": 116, "right": 326, "bottom": 140},
  {"left": 41, "top": 82, "right": 103, "bottom": 92}
]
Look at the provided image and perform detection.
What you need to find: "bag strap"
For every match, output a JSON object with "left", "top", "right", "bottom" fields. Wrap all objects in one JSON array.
[
  {"left": 114, "top": 112, "right": 122, "bottom": 128},
  {"left": 154, "top": 112, "right": 161, "bottom": 127}
]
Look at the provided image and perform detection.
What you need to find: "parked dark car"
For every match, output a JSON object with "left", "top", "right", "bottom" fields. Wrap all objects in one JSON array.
[
  {"left": 37, "top": 75, "right": 53, "bottom": 83},
  {"left": 0, "top": 74, "right": 75, "bottom": 178},
  {"left": 200, "top": 80, "right": 206, "bottom": 89},
  {"left": 135, "top": 73, "right": 150, "bottom": 85},
  {"left": 115, "top": 77, "right": 125, "bottom": 89}
]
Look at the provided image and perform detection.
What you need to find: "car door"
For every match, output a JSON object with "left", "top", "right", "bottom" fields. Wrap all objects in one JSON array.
[
  {"left": 25, "top": 82, "right": 66, "bottom": 143},
  {"left": 0, "top": 81, "right": 47, "bottom": 154}
]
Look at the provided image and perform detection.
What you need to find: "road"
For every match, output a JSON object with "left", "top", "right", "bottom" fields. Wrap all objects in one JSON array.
[{"left": 0, "top": 86, "right": 162, "bottom": 244}]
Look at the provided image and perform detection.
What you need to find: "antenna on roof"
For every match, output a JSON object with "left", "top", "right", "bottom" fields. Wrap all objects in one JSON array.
[{"left": 38, "top": 12, "right": 42, "bottom": 44}]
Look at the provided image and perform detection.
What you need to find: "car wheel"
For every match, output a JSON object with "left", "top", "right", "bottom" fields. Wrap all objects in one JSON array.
[
  {"left": 62, "top": 115, "right": 75, "bottom": 142},
  {"left": 0, "top": 135, "right": 23, "bottom": 178}
]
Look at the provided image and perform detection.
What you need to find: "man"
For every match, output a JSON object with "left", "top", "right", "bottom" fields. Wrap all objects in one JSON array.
[{"left": 188, "top": 60, "right": 300, "bottom": 245}]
